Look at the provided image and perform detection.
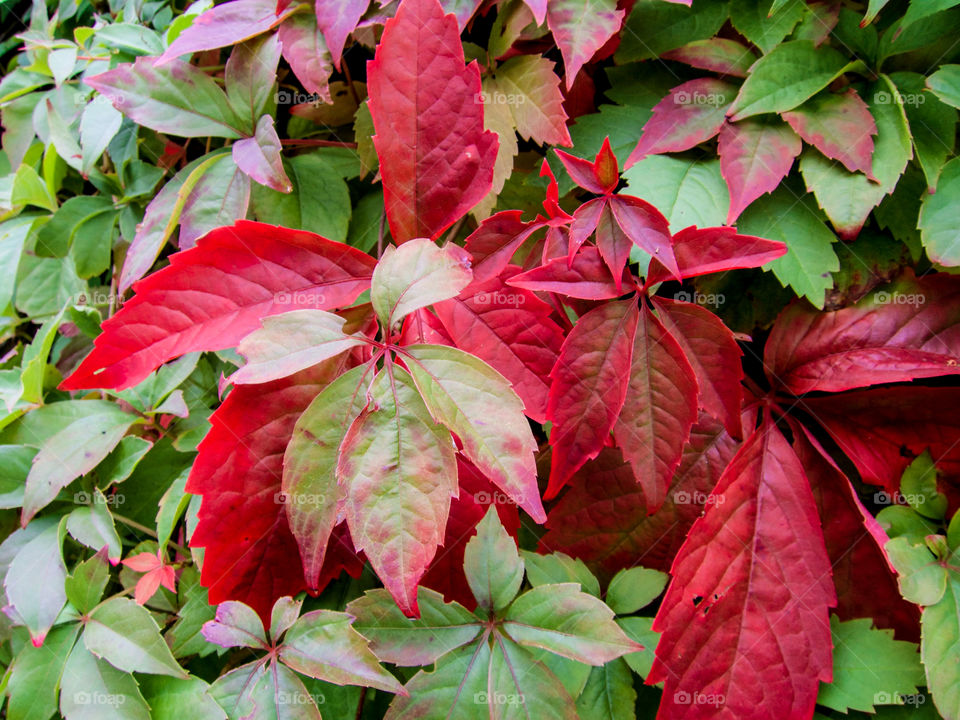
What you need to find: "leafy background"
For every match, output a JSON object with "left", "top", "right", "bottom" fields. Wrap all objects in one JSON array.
[{"left": 1, "top": 0, "right": 960, "bottom": 718}]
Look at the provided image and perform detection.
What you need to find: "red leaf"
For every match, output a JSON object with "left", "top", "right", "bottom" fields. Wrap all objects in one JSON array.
[
  {"left": 568, "top": 198, "right": 604, "bottom": 263},
  {"left": 540, "top": 416, "right": 739, "bottom": 582},
  {"left": 421, "top": 456, "right": 520, "bottom": 609},
  {"left": 645, "top": 225, "right": 787, "bottom": 285},
  {"left": 546, "top": 0, "right": 624, "bottom": 89},
  {"left": 315, "top": 0, "right": 368, "bottom": 69},
  {"left": 232, "top": 115, "right": 291, "bottom": 193},
  {"left": 156, "top": 0, "right": 294, "bottom": 64},
  {"left": 367, "top": 0, "right": 498, "bottom": 242},
  {"left": 277, "top": 13, "right": 334, "bottom": 100},
  {"left": 782, "top": 88, "right": 877, "bottom": 177},
  {"left": 793, "top": 423, "right": 920, "bottom": 640},
  {"left": 719, "top": 118, "right": 802, "bottom": 224},
  {"left": 608, "top": 195, "right": 680, "bottom": 280},
  {"left": 652, "top": 296, "right": 743, "bottom": 439},
  {"left": 613, "top": 303, "right": 698, "bottom": 512},
  {"left": 661, "top": 38, "right": 757, "bottom": 78},
  {"left": 554, "top": 137, "right": 618, "bottom": 194},
  {"left": 595, "top": 203, "right": 634, "bottom": 292},
  {"left": 60, "top": 221, "right": 375, "bottom": 391},
  {"left": 545, "top": 297, "right": 639, "bottom": 499},
  {"left": 508, "top": 246, "right": 633, "bottom": 300},
  {"left": 764, "top": 271, "right": 960, "bottom": 394},
  {"left": 186, "top": 361, "right": 363, "bottom": 620},
  {"left": 626, "top": 79, "right": 738, "bottom": 166},
  {"left": 803, "top": 387, "right": 960, "bottom": 490},
  {"left": 649, "top": 421, "right": 835, "bottom": 720},
  {"left": 463, "top": 210, "right": 542, "bottom": 283},
  {"left": 433, "top": 269, "right": 565, "bottom": 423}
]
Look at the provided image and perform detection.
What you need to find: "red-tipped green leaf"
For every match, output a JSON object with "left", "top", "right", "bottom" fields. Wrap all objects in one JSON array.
[
  {"left": 719, "top": 118, "right": 802, "bottom": 224},
  {"left": 648, "top": 422, "right": 835, "bottom": 720},
  {"left": 367, "top": 0, "right": 498, "bottom": 242},
  {"left": 60, "top": 221, "right": 375, "bottom": 391},
  {"left": 338, "top": 366, "right": 458, "bottom": 617},
  {"left": 231, "top": 115, "right": 291, "bottom": 193},
  {"left": 612, "top": 303, "right": 698, "bottom": 512},
  {"left": 661, "top": 38, "right": 757, "bottom": 78},
  {"left": 546, "top": 0, "right": 624, "bottom": 89},
  {"left": 546, "top": 297, "right": 639, "bottom": 498},
  {"left": 626, "top": 79, "right": 738, "bottom": 166},
  {"left": 782, "top": 89, "right": 877, "bottom": 177}
]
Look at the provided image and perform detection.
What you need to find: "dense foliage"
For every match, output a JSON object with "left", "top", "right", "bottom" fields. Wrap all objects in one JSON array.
[{"left": 1, "top": 0, "right": 960, "bottom": 718}]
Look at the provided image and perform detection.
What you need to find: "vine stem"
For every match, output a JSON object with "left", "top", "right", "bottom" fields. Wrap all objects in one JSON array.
[
  {"left": 113, "top": 513, "right": 191, "bottom": 557},
  {"left": 280, "top": 139, "right": 358, "bottom": 148},
  {"left": 355, "top": 687, "right": 367, "bottom": 720}
]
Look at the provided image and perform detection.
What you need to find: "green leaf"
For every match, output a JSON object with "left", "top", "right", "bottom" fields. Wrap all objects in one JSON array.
[
  {"left": 269, "top": 596, "right": 303, "bottom": 643},
  {"left": 900, "top": 451, "right": 948, "bottom": 520},
  {"left": 12, "top": 164, "right": 57, "bottom": 212},
  {"left": 605, "top": 567, "right": 668, "bottom": 615},
  {"left": 928, "top": 65, "right": 960, "bottom": 109},
  {"left": 233, "top": 310, "right": 366, "bottom": 385},
  {"left": 155, "top": 468, "right": 190, "bottom": 551},
  {"left": 817, "top": 616, "right": 924, "bottom": 713},
  {"left": 177, "top": 152, "right": 250, "bottom": 247},
  {"left": 503, "top": 583, "right": 640, "bottom": 665},
  {"left": 80, "top": 99, "right": 123, "bottom": 175},
  {"left": 70, "top": 206, "right": 117, "bottom": 279},
  {"left": 730, "top": 0, "right": 805, "bottom": 54},
  {"left": 166, "top": 568, "right": 216, "bottom": 659},
  {"left": 575, "top": 658, "right": 637, "bottom": 720},
  {"left": 6, "top": 623, "right": 80, "bottom": 720},
  {"left": 403, "top": 344, "right": 545, "bottom": 522},
  {"left": 736, "top": 185, "right": 839, "bottom": 307},
  {"left": 521, "top": 550, "right": 601, "bottom": 597},
  {"left": 67, "top": 489, "right": 123, "bottom": 562},
  {"left": 97, "top": 436, "right": 153, "bottom": 486},
  {"left": 277, "top": 609, "right": 405, "bottom": 693},
  {"left": 200, "top": 600, "right": 268, "bottom": 650},
  {"left": 59, "top": 643, "right": 151, "bottom": 720},
  {"left": 890, "top": 71, "right": 956, "bottom": 191},
  {"left": 800, "top": 75, "right": 912, "bottom": 240},
  {"left": 347, "top": 587, "right": 482, "bottom": 666},
  {"left": 922, "top": 561, "right": 960, "bottom": 720},
  {"left": 0, "top": 217, "right": 34, "bottom": 312},
  {"left": 4, "top": 521, "right": 66, "bottom": 645},
  {"left": 885, "top": 536, "right": 948, "bottom": 606},
  {"left": 371, "top": 238, "right": 473, "bottom": 330},
  {"left": 224, "top": 34, "right": 280, "bottom": 130},
  {"left": 0, "top": 445, "right": 33, "bottom": 508},
  {"left": 622, "top": 155, "right": 729, "bottom": 232},
  {"left": 82, "top": 597, "right": 188, "bottom": 678},
  {"left": 19, "top": 306, "right": 64, "bottom": 404},
  {"left": 617, "top": 616, "right": 659, "bottom": 678},
  {"left": 920, "top": 156, "right": 960, "bottom": 266},
  {"left": 15, "top": 254, "right": 85, "bottom": 318},
  {"left": 86, "top": 58, "right": 249, "bottom": 138},
  {"left": 463, "top": 507, "right": 524, "bottom": 613},
  {"left": 22, "top": 406, "right": 136, "bottom": 523},
  {"left": 728, "top": 40, "right": 853, "bottom": 120},
  {"left": 250, "top": 153, "right": 351, "bottom": 241},
  {"left": 338, "top": 366, "right": 458, "bottom": 616},
  {"left": 64, "top": 549, "right": 110, "bottom": 614},
  {"left": 617, "top": 0, "right": 729, "bottom": 62},
  {"left": 36, "top": 196, "right": 115, "bottom": 258},
  {"left": 347, "top": 190, "right": 386, "bottom": 253},
  {"left": 137, "top": 676, "right": 227, "bottom": 720}
]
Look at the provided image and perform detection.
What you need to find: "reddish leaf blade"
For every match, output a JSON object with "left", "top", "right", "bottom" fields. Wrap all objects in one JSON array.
[
  {"left": 608, "top": 195, "right": 680, "bottom": 280},
  {"left": 719, "top": 118, "right": 802, "bottom": 224},
  {"left": 803, "top": 387, "right": 960, "bottom": 490},
  {"left": 652, "top": 296, "right": 743, "bottom": 439},
  {"left": 645, "top": 226, "right": 787, "bottom": 285},
  {"left": 546, "top": 0, "right": 624, "bottom": 89},
  {"left": 648, "top": 423, "right": 835, "bottom": 720},
  {"left": 60, "top": 221, "right": 375, "bottom": 391},
  {"left": 186, "top": 361, "right": 363, "bottom": 620},
  {"left": 568, "top": 198, "right": 604, "bottom": 264},
  {"left": 508, "top": 246, "right": 633, "bottom": 300},
  {"left": 315, "top": 0, "right": 368, "bottom": 69},
  {"left": 338, "top": 367, "right": 458, "bottom": 617},
  {"left": 626, "top": 79, "right": 738, "bottom": 166},
  {"left": 463, "top": 210, "right": 542, "bottom": 283},
  {"left": 595, "top": 203, "right": 633, "bottom": 292},
  {"left": 554, "top": 137, "right": 618, "bottom": 194},
  {"left": 540, "top": 417, "right": 739, "bottom": 582},
  {"left": 764, "top": 272, "right": 960, "bottom": 394},
  {"left": 546, "top": 297, "right": 639, "bottom": 499},
  {"left": 433, "top": 268, "right": 566, "bottom": 423},
  {"left": 157, "top": 0, "right": 294, "bottom": 64},
  {"left": 661, "top": 38, "right": 757, "bottom": 78},
  {"left": 613, "top": 304, "right": 698, "bottom": 512},
  {"left": 367, "top": 0, "right": 498, "bottom": 242},
  {"left": 793, "top": 423, "right": 920, "bottom": 640},
  {"left": 232, "top": 115, "right": 292, "bottom": 193},
  {"left": 782, "top": 89, "right": 877, "bottom": 177},
  {"left": 277, "top": 13, "right": 334, "bottom": 101}
]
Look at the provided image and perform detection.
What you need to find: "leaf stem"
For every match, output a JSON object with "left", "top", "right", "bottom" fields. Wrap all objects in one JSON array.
[{"left": 279, "top": 139, "right": 359, "bottom": 148}]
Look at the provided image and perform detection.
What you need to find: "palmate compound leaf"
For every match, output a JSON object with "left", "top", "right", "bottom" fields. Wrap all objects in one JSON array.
[
  {"left": 765, "top": 271, "right": 960, "bottom": 394},
  {"left": 206, "top": 596, "right": 404, "bottom": 719},
  {"left": 61, "top": 221, "right": 376, "bottom": 392},
  {"left": 349, "top": 509, "right": 639, "bottom": 718},
  {"left": 648, "top": 419, "right": 836, "bottom": 720},
  {"left": 402, "top": 344, "right": 546, "bottom": 523},
  {"left": 337, "top": 365, "right": 459, "bottom": 617},
  {"left": 922, "top": 553, "right": 960, "bottom": 720},
  {"left": 367, "top": 0, "right": 498, "bottom": 243}
]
